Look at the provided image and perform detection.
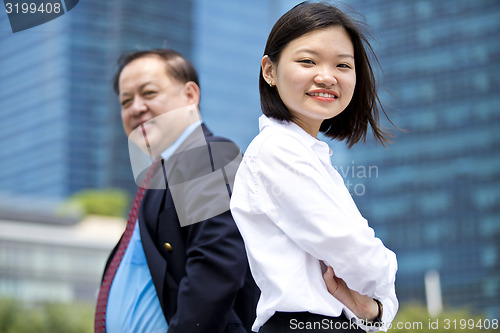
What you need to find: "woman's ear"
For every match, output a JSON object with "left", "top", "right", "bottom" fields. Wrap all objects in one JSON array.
[
  {"left": 261, "top": 55, "right": 276, "bottom": 87},
  {"left": 183, "top": 81, "right": 200, "bottom": 106}
]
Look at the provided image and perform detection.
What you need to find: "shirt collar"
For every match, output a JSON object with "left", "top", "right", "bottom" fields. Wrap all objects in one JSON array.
[
  {"left": 259, "top": 115, "right": 333, "bottom": 162},
  {"left": 161, "top": 120, "right": 203, "bottom": 161}
]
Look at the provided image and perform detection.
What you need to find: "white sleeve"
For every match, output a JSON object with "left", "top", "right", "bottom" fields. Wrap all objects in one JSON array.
[{"left": 253, "top": 135, "right": 398, "bottom": 326}]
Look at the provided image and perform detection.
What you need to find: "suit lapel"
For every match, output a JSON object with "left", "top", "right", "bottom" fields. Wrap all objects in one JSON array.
[
  {"left": 138, "top": 188, "right": 167, "bottom": 298},
  {"left": 137, "top": 123, "right": 215, "bottom": 319}
]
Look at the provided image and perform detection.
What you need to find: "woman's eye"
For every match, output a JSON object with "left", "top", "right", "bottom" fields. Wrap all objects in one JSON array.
[
  {"left": 338, "top": 63, "right": 352, "bottom": 69},
  {"left": 298, "top": 59, "right": 315, "bottom": 65}
]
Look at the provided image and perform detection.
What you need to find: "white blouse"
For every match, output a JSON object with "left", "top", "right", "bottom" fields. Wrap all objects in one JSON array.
[{"left": 230, "top": 115, "right": 398, "bottom": 332}]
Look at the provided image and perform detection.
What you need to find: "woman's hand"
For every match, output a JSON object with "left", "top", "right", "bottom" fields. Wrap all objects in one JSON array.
[{"left": 323, "top": 266, "right": 380, "bottom": 321}]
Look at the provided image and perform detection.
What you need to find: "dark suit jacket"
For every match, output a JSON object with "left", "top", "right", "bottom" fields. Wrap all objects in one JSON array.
[{"left": 104, "top": 124, "right": 259, "bottom": 333}]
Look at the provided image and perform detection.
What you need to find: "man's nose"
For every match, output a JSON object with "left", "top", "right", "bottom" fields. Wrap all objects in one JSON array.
[{"left": 130, "top": 97, "right": 148, "bottom": 115}]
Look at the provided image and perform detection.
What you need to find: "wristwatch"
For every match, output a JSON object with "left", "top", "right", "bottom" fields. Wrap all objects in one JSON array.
[{"left": 370, "top": 299, "right": 383, "bottom": 323}]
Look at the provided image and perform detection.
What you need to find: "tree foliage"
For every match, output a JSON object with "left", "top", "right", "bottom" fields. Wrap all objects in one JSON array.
[
  {"left": 388, "top": 303, "right": 495, "bottom": 332},
  {"left": 0, "top": 298, "right": 93, "bottom": 333},
  {"left": 65, "top": 188, "right": 130, "bottom": 218},
  {"left": 0, "top": 299, "right": 495, "bottom": 332}
]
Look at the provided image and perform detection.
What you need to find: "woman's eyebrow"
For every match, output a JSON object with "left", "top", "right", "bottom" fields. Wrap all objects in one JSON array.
[
  {"left": 294, "top": 48, "right": 320, "bottom": 56},
  {"left": 295, "top": 48, "right": 354, "bottom": 59},
  {"left": 338, "top": 54, "right": 355, "bottom": 59}
]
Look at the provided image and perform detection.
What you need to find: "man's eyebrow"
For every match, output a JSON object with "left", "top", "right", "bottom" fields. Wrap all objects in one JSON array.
[{"left": 120, "top": 82, "right": 154, "bottom": 97}]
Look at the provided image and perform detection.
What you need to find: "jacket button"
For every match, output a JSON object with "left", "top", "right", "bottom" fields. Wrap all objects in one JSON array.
[{"left": 163, "top": 242, "right": 173, "bottom": 251}]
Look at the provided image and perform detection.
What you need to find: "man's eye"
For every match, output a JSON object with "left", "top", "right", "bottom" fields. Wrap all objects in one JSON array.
[
  {"left": 121, "top": 99, "right": 131, "bottom": 107},
  {"left": 144, "top": 91, "right": 157, "bottom": 96}
]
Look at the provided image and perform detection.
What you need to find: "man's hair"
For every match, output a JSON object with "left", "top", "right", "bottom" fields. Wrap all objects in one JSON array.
[
  {"left": 260, "top": 1, "right": 393, "bottom": 147},
  {"left": 113, "top": 49, "right": 200, "bottom": 95}
]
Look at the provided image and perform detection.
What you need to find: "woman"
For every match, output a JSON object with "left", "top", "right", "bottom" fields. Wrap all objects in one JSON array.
[{"left": 230, "top": 2, "right": 398, "bottom": 332}]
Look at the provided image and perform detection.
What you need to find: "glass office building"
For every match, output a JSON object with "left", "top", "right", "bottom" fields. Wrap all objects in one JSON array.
[
  {"left": 335, "top": 0, "right": 500, "bottom": 318},
  {"left": 0, "top": 0, "right": 192, "bottom": 198},
  {"left": 192, "top": 0, "right": 311, "bottom": 151},
  {"left": 0, "top": 0, "right": 193, "bottom": 305}
]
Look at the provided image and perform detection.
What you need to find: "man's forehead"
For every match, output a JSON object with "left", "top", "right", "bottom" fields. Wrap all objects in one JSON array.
[{"left": 119, "top": 58, "right": 169, "bottom": 91}]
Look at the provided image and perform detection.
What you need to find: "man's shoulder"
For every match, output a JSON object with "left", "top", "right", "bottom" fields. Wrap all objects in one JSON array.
[
  {"left": 201, "top": 123, "right": 241, "bottom": 166},
  {"left": 202, "top": 124, "right": 236, "bottom": 144}
]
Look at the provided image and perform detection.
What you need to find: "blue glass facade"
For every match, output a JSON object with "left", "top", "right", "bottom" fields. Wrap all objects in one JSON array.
[
  {"left": 0, "top": 0, "right": 192, "bottom": 198},
  {"left": 335, "top": 0, "right": 500, "bottom": 318},
  {"left": 192, "top": 0, "right": 303, "bottom": 151},
  {"left": 192, "top": 0, "right": 269, "bottom": 151}
]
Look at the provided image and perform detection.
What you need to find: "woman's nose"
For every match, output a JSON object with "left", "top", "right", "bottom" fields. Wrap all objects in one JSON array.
[{"left": 314, "top": 68, "right": 337, "bottom": 87}]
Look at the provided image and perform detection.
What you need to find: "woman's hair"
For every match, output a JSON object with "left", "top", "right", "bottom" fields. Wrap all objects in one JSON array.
[
  {"left": 260, "top": 1, "right": 392, "bottom": 147},
  {"left": 113, "top": 49, "right": 200, "bottom": 95}
]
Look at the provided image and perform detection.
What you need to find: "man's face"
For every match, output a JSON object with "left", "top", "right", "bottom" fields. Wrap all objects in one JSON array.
[{"left": 118, "top": 55, "right": 199, "bottom": 157}]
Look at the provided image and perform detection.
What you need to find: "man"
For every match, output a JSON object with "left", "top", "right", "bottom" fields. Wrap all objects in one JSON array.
[{"left": 95, "top": 49, "right": 259, "bottom": 333}]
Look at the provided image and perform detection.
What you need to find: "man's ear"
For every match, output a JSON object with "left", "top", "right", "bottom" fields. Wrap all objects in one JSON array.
[
  {"left": 261, "top": 55, "right": 276, "bottom": 86},
  {"left": 184, "top": 81, "right": 200, "bottom": 105}
]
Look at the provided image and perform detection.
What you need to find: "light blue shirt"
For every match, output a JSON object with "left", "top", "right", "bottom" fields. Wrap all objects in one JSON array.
[
  {"left": 106, "top": 223, "right": 168, "bottom": 333},
  {"left": 160, "top": 120, "right": 202, "bottom": 161},
  {"left": 106, "top": 121, "right": 202, "bottom": 333}
]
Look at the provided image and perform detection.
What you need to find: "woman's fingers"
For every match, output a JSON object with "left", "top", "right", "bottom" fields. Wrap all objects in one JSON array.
[{"left": 323, "top": 266, "right": 339, "bottom": 294}]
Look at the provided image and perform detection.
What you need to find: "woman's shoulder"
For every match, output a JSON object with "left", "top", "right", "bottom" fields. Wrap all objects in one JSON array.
[{"left": 244, "top": 125, "right": 313, "bottom": 160}]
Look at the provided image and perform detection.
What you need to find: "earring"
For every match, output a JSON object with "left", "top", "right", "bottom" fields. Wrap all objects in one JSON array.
[{"left": 264, "top": 76, "right": 273, "bottom": 87}]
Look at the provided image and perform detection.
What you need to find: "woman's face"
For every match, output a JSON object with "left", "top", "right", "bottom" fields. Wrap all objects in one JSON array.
[{"left": 262, "top": 26, "right": 356, "bottom": 137}]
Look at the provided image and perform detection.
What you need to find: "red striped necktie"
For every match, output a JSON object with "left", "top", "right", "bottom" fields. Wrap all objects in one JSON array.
[{"left": 94, "top": 161, "right": 161, "bottom": 332}]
